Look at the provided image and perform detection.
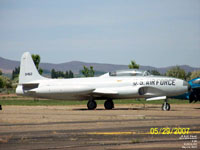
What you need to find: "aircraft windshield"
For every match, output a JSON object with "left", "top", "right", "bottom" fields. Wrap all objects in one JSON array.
[
  {"left": 109, "top": 70, "right": 152, "bottom": 77},
  {"left": 192, "top": 78, "right": 200, "bottom": 84}
]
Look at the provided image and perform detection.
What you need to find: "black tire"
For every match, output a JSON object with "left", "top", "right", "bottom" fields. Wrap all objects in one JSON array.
[
  {"left": 162, "top": 103, "right": 170, "bottom": 111},
  {"left": 189, "top": 94, "right": 195, "bottom": 103},
  {"left": 0, "top": 105, "right": 2, "bottom": 110},
  {"left": 87, "top": 100, "right": 97, "bottom": 110},
  {"left": 104, "top": 100, "right": 114, "bottom": 110}
]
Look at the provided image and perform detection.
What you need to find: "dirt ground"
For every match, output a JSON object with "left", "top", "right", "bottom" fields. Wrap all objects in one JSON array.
[{"left": 0, "top": 104, "right": 200, "bottom": 150}]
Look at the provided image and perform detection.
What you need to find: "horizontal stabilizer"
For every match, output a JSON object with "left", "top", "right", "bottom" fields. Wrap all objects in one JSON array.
[{"left": 22, "top": 83, "right": 39, "bottom": 91}]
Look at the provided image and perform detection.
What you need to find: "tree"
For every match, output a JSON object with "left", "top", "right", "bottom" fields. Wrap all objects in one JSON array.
[
  {"left": 89, "top": 66, "right": 95, "bottom": 77},
  {"left": 65, "top": 71, "right": 69, "bottom": 78},
  {"left": 31, "top": 54, "right": 43, "bottom": 75},
  {"left": 149, "top": 70, "right": 161, "bottom": 76},
  {"left": 166, "top": 66, "right": 186, "bottom": 80},
  {"left": 0, "top": 76, "right": 12, "bottom": 88},
  {"left": 51, "top": 69, "right": 57, "bottom": 78},
  {"left": 186, "top": 72, "right": 191, "bottom": 81},
  {"left": 128, "top": 60, "right": 139, "bottom": 69},
  {"left": 31, "top": 54, "right": 40, "bottom": 69},
  {"left": 190, "top": 70, "right": 200, "bottom": 80},
  {"left": 68, "top": 70, "right": 74, "bottom": 78},
  {"left": 5, "top": 77, "right": 12, "bottom": 88},
  {"left": 38, "top": 68, "right": 43, "bottom": 75},
  {"left": 0, "top": 77, "right": 4, "bottom": 88},
  {"left": 0, "top": 70, "right": 2, "bottom": 76},
  {"left": 51, "top": 69, "right": 74, "bottom": 78},
  {"left": 57, "top": 71, "right": 65, "bottom": 78},
  {"left": 12, "top": 67, "right": 20, "bottom": 80},
  {"left": 81, "top": 66, "right": 89, "bottom": 77},
  {"left": 81, "top": 66, "right": 95, "bottom": 77}
]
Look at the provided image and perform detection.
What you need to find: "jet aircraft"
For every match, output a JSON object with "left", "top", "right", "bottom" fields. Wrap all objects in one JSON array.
[
  {"left": 16, "top": 52, "right": 190, "bottom": 111},
  {"left": 173, "top": 77, "right": 200, "bottom": 103}
]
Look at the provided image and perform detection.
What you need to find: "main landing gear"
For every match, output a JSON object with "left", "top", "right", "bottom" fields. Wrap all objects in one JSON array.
[
  {"left": 104, "top": 98, "right": 114, "bottom": 110},
  {"left": 87, "top": 98, "right": 114, "bottom": 110},
  {"left": 87, "top": 99, "right": 97, "bottom": 110},
  {"left": 162, "top": 99, "right": 170, "bottom": 111}
]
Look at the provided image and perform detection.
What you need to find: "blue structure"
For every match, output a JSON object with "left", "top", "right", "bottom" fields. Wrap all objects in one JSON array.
[{"left": 173, "top": 77, "right": 200, "bottom": 103}]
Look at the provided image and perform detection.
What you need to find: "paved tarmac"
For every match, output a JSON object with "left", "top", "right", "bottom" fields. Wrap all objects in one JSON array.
[{"left": 0, "top": 104, "right": 200, "bottom": 150}]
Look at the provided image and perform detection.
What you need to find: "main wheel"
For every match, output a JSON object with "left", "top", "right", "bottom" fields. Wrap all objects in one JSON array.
[
  {"left": 162, "top": 103, "right": 170, "bottom": 111},
  {"left": 87, "top": 100, "right": 97, "bottom": 110},
  {"left": 104, "top": 100, "right": 114, "bottom": 110}
]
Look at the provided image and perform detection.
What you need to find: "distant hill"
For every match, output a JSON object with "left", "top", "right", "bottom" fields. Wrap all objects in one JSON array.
[
  {"left": 0, "top": 56, "right": 20, "bottom": 73},
  {"left": 0, "top": 56, "right": 199, "bottom": 74}
]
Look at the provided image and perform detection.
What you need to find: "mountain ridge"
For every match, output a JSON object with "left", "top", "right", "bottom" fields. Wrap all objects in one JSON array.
[{"left": 0, "top": 56, "right": 199, "bottom": 74}]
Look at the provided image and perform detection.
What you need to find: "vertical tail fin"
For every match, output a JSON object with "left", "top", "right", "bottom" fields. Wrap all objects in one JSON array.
[{"left": 19, "top": 52, "right": 46, "bottom": 84}]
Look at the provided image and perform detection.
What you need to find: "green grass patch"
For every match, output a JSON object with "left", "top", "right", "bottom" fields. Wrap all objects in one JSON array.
[
  {"left": 0, "top": 98, "right": 191, "bottom": 106},
  {"left": 114, "top": 99, "right": 190, "bottom": 104},
  {"left": 0, "top": 99, "right": 87, "bottom": 106}
]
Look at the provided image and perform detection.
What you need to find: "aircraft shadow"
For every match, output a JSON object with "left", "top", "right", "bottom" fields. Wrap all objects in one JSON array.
[
  {"left": 73, "top": 107, "right": 159, "bottom": 111},
  {"left": 194, "top": 107, "right": 200, "bottom": 110}
]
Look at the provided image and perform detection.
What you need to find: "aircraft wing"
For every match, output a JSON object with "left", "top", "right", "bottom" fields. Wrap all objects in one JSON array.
[
  {"left": 93, "top": 86, "right": 166, "bottom": 97},
  {"left": 146, "top": 96, "right": 167, "bottom": 101},
  {"left": 93, "top": 88, "right": 118, "bottom": 95},
  {"left": 138, "top": 86, "right": 167, "bottom": 101},
  {"left": 92, "top": 86, "right": 140, "bottom": 96}
]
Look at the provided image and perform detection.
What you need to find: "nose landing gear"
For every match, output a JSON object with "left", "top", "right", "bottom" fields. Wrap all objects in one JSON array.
[{"left": 162, "top": 99, "right": 170, "bottom": 111}]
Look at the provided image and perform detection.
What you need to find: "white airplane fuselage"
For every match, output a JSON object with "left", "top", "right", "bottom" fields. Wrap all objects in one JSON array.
[{"left": 16, "top": 52, "right": 189, "bottom": 110}]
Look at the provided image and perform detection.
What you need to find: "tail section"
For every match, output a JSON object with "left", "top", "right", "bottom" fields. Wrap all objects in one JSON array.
[{"left": 19, "top": 52, "right": 46, "bottom": 84}]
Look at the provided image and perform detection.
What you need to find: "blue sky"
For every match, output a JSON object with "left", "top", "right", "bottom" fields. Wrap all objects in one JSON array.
[{"left": 0, "top": 0, "right": 200, "bottom": 67}]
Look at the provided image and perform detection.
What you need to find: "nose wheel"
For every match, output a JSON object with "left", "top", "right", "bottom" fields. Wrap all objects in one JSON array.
[
  {"left": 162, "top": 99, "right": 170, "bottom": 111},
  {"left": 104, "top": 99, "right": 114, "bottom": 110}
]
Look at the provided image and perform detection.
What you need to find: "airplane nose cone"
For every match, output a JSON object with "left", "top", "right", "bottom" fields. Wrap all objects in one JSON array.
[{"left": 183, "top": 81, "right": 191, "bottom": 92}]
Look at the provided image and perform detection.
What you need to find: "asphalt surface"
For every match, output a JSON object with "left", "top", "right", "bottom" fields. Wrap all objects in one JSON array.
[{"left": 0, "top": 104, "right": 200, "bottom": 150}]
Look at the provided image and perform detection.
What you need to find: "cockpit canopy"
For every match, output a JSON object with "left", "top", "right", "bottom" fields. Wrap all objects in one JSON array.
[
  {"left": 192, "top": 78, "right": 200, "bottom": 85},
  {"left": 108, "top": 70, "right": 152, "bottom": 77}
]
